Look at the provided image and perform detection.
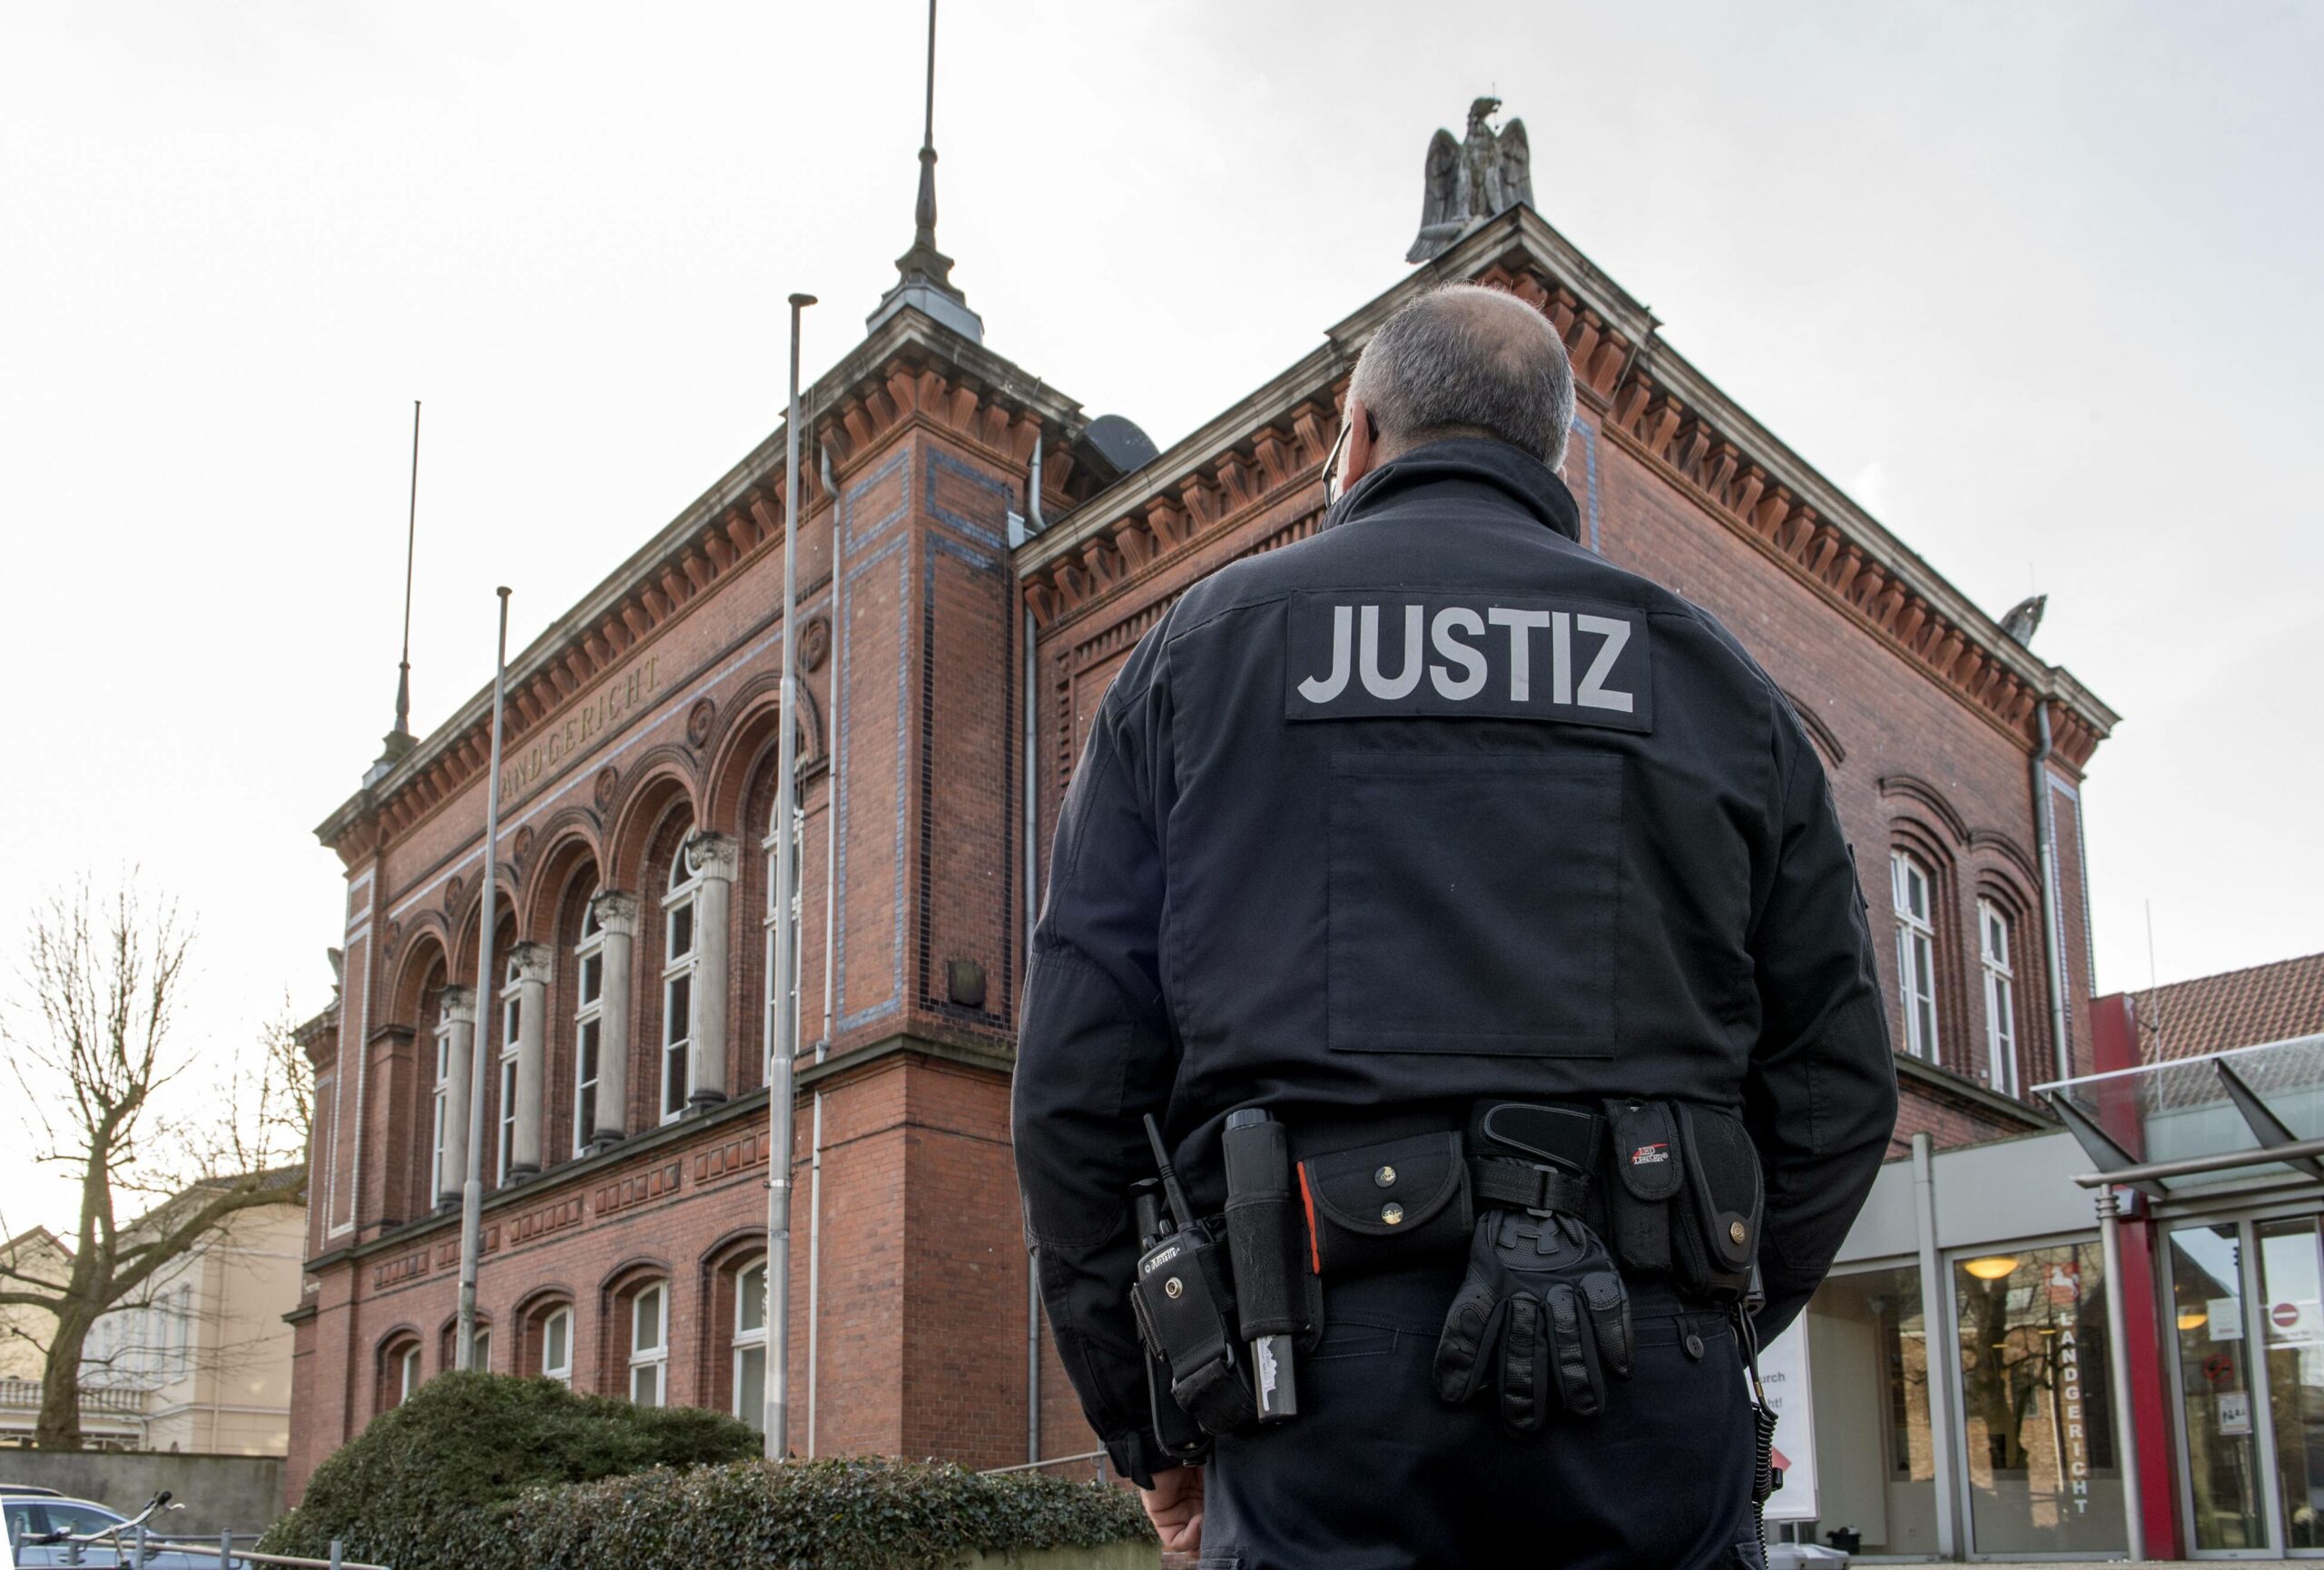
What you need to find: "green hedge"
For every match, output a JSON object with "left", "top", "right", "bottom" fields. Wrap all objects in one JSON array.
[
  {"left": 261, "top": 1372, "right": 1151, "bottom": 1570},
  {"left": 465, "top": 1456, "right": 1153, "bottom": 1570},
  {"left": 260, "top": 1371, "right": 759, "bottom": 1566}
]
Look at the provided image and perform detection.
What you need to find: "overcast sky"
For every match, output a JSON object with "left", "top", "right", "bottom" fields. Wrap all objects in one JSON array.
[{"left": 2, "top": 2, "right": 2317, "bottom": 1235}]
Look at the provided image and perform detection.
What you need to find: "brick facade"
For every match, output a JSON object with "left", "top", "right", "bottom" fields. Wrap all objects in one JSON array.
[{"left": 289, "top": 205, "right": 2116, "bottom": 1496}]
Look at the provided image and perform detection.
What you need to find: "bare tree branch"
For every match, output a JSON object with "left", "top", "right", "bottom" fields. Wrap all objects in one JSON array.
[{"left": 0, "top": 873, "right": 310, "bottom": 1447}]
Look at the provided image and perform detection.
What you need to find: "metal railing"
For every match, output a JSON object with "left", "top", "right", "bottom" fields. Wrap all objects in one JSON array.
[
  {"left": 978, "top": 1449, "right": 1109, "bottom": 1483},
  {"left": 10, "top": 1493, "right": 390, "bottom": 1570}
]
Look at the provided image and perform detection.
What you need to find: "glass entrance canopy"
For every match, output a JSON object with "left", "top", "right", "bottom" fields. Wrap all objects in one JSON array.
[{"left": 2038, "top": 1033, "right": 2324, "bottom": 1196}]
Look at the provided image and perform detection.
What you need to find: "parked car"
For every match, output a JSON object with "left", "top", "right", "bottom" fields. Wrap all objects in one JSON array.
[{"left": 0, "top": 1496, "right": 205, "bottom": 1569}]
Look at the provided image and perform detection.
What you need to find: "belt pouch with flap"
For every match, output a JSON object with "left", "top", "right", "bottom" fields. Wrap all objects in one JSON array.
[
  {"left": 1669, "top": 1103, "right": 1764, "bottom": 1303},
  {"left": 1298, "top": 1131, "right": 1472, "bottom": 1279},
  {"left": 1602, "top": 1098, "right": 1683, "bottom": 1277}
]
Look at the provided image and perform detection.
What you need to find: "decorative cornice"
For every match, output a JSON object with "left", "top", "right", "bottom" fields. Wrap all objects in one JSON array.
[
  {"left": 318, "top": 307, "right": 1092, "bottom": 864},
  {"left": 1014, "top": 207, "right": 2119, "bottom": 767}
]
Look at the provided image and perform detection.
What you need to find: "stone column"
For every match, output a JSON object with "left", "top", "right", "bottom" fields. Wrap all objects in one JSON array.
[
  {"left": 590, "top": 891, "right": 638, "bottom": 1150},
  {"left": 437, "top": 986, "right": 477, "bottom": 1211},
  {"left": 507, "top": 942, "right": 552, "bottom": 1180},
  {"left": 686, "top": 832, "right": 740, "bottom": 1110}
]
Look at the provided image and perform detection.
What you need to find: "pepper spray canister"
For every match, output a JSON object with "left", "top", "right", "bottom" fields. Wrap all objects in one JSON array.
[{"left": 1222, "top": 1107, "right": 1301, "bottom": 1423}]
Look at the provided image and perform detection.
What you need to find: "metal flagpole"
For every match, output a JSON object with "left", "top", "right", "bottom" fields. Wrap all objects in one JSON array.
[
  {"left": 766, "top": 293, "right": 814, "bottom": 1455},
  {"left": 394, "top": 402, "right": 421, "bottom": 742},
  {"left": 458, "top": 586, "right": 512, "bottom": 1370}
]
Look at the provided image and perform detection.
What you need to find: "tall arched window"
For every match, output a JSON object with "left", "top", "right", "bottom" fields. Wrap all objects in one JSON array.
[
  {"left": 733, "top": 1258, "right": 768, "bottom": 1432},
  {"left": 662, "top": 845, "right": 698, "bottom": 1124},
  {"left": 430, "top": 1002, "right": 455, "bottom": 1201},
  {"left": 762, "top": 805, "right": 803, "bottom": 1071},
  {"left": 1891, "top": 851, "right": 1940, "bottom": 1061},
  {"left": 627, "top": 1282, "right": 668, "bottom": 1407},
  {"left": 1979, "top": 898, "right": 2018, "bottom": 1095},
  {"left": 574, "top": 894, "right": 606, "bottom": 1151},
  {"left": 496, "top": 955, "right": 521, "bottom": 1184}
]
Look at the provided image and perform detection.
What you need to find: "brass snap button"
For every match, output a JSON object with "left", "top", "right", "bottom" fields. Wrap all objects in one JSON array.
[
  {"left": 1380, "top": 1202, "right": 1405, "bottom": 1226},
  {"left": 1374, "top": 1165, "right": 1397, "bottom": 1188},
  {"left": 1164, "top": 1278, "right": 1183, "bottom": 1299},
  {"left": 1729, "top": 1220, "right": 1748, "bottom": 1246}
]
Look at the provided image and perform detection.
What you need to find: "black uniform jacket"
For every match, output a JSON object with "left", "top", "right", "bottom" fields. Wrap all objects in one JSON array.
[{"left": 1012, "top": 438, "right": 1898, "bottom": 1477}]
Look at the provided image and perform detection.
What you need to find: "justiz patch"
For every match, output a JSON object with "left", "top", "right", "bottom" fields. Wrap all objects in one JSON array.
[{"left": 1283, "top": 590, "right": 1652, "bottom": 731}]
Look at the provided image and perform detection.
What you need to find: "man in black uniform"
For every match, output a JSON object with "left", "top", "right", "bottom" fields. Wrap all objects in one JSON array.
[{"left": 1013, "top": 284, "right": 1897, "bottom": 1569}]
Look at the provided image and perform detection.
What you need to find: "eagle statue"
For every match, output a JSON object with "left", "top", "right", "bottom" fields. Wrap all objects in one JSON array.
[{"left": 1407, "top": 97, "right": 1534, "bottom": 263}]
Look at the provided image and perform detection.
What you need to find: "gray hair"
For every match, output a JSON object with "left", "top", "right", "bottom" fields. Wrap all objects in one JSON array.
[{"left": 1347, "top": 283, "right": 1575, "bottom": 471}]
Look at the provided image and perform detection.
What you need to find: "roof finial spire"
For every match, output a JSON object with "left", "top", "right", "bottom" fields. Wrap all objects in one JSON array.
[{"left": 868, "top": 0, "right": 983, "bottom": 341}]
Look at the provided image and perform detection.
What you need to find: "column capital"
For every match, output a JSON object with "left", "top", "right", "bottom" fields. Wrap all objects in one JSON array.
[
  {"left": 686, "top": 831, "right": 743, "bottom": 884},
  {"left": 591, "top": 889, "right": 640, "bottom": 937},
  {"left": 508, "top": 941, "right": 554, "bottom": 987},
  {"left": 438, "top": 985, "right": 477, "bottom": 1024}
]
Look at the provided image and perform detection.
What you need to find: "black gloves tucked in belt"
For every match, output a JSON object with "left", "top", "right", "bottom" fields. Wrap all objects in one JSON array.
[{"left": 1434, "top": 1209, "right": 1633, "bottom": 1431}]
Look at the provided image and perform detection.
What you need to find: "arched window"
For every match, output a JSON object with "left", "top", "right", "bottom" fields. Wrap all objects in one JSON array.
[
  {"left": 379, "top": 1335, "right": 424, "bottom": 1412},
  {"left": 1979, "top": 898, "right": 2018, "bottom": 1096},
  {"left": 541, "top": 1305, "right": 574, "bottom": 1386},
  {"left": 1891, "top": 851, "right": 1940, "bottom": 1061},
  {"left": 430, "top": 1002, "right": 456, "bottom": 1202},
  {"left": 496, "top": 955, "right": 521, "bottom": 1185},
  {"left": 762, "top": 805, "right": 804, "bottom": 1071},
  {"left": 574, "top": 893, "right": 606, "bottom": 1151},
  {"left": 732, "top": 1258, "right": 768, "bottom": 1432},
  {"left": 440, "top": 1318, "right": 491, "bottom": 1372},
  {"left": 627, "top": 1282, "right": 668, "bottom": 1407},
  {"left": 662, "top": 845, "right": 698, "bottom": 1124}
]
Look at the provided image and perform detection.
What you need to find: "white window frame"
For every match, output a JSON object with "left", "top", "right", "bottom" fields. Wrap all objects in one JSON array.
[
  {"left": 574, "top": 893, "right": 606, "bottom": 1151},
  {"left": 397, "top": 1342, "right": 422, "bottom": 1405},
  {"left": 173, "top": 1284, "right": 192, "bottom": 1380},
  {"left": 662, "top": 844, "right": 698, "bottom": 1125},
  {"left": 540, "top": 1306, "right": 573, "bottom": 1386},
  {"left": 1979, "top": 898, "right": 2018, "bottom": 1096},
  {"left": 430, "top": 1005, "right": 455, "bottom": 1200},
  {"left": 761, "top": 806, "right": 804, "bottom": 1071},
  {"left": 1891, "top": 851, "right": 1940, "bottom": 1061},
  {"left": 496, "top": 957, "right": 521, "bottom": 1185},
  {"left": 628, "top": 1283, "right": 668, "bottom": 1407},
  {"left": 733, "top": 1258, "right": 769, "bottom": 1429},
  {"left": 469, "top": 1324, "right": 492, "bottom": 1372}
]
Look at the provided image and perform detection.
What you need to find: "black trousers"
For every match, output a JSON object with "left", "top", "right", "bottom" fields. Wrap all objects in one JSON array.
[{"left": 1200, "top": 1263, "right": 1764, "bottom": 1570}]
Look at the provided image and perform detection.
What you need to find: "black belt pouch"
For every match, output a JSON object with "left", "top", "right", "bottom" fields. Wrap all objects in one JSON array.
[
  {"left": 1602, "top": 1098, "right": 1683, "bottom": 1277},
  {"left": 1669, "top": 1103, "right": 1763, "bottom": 1303},
  {"left": 1299, "top": 1131, "right": 1472, "bottom": 1278}
]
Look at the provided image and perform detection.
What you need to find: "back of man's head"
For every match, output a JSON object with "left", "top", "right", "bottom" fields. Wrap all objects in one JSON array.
[{"left": 1347, "top": 283, "right": 1575, "bottom": 472}]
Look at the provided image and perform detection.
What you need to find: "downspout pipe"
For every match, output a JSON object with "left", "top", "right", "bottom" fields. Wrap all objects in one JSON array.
[
  {"left": 1022, "top": 437, "right": 1045, "bottom": 1467},
  {"left": 2033, "top": 699, "right": 2073, "bottom": 1083}
]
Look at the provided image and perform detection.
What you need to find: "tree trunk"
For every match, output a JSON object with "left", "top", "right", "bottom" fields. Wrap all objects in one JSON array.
[{"left": 34, "top": 1306, "right": 94, "bottom": 1450}]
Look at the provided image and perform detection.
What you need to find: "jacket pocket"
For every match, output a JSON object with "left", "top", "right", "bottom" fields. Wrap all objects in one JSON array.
[{"left": 1326, "top": 752, "right": 1620, "bottom": 1055}]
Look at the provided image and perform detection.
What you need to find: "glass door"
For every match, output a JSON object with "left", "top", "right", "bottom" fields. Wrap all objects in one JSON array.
[
  {"left": 2258, "top": 1217, "right": 2324, "bottom": 1553},
  {"left": 2168, "top": 1221, "right": 2268, "bottom": 1550},
  {"left": 1952, "top": 1239, "right": 2127, "bottom": 1556}
]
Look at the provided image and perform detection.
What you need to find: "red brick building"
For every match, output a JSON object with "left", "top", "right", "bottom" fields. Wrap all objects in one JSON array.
[{"left": 289, "top": 197, "right": 2118, "bottom": 1495}]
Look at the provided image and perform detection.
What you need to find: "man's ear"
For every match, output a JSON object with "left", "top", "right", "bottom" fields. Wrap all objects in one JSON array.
[{"left": 1342, "top": 397, "right": 1378, "bottom": 488}]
